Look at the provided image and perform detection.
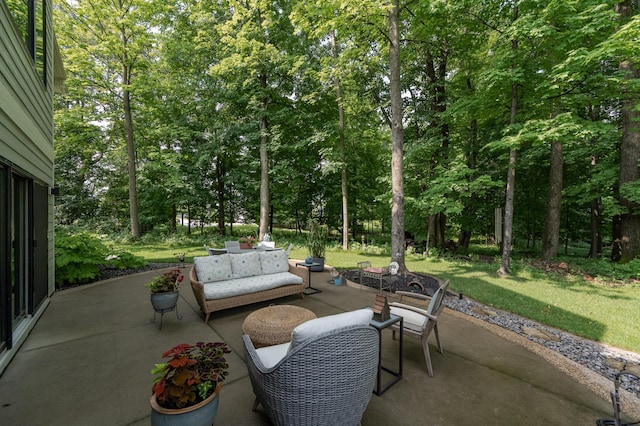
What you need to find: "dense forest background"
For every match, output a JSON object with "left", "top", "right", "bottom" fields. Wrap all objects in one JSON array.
[{"left": 52, "top": 0, "right": 640, "bottom": 268}]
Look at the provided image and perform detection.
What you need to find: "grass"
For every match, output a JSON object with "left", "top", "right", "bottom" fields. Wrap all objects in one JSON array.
[{"left": 105, "top": 226, "right": 640, "bottom": 354}]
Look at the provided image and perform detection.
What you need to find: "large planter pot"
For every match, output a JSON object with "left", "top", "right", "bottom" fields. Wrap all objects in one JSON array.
[
  {"left": 150, "top": 292, "right": 181, "bottom": 329},
  {"left": 150, "top": 292, "right": 179, "bottom": 313},
  {"left": 310, "top": 257, "right": 324, "bottom": 272},
  {"left": 150, "top": 382, "right": 221, "bottom": 426}
]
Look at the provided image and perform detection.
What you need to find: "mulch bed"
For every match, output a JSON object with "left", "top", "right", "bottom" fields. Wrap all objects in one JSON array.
[{"left": 340, "top": 269, "right": 443, "bottom": 296}]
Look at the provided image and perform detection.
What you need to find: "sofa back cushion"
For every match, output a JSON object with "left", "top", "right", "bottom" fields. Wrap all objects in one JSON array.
[
  {"left": 290, "top": 309, "right": 373, "bottom": 350},
  {"left": 194, "top": 255, "right": 233, "bottom": 283},
  {"left": 259, "top": 250, "right": 289, "bottom": 275},
  {"left": 230, "top": 251, "right": 262, "bottom": 278}
]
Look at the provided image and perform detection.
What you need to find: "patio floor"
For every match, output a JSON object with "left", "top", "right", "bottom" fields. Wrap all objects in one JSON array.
[{"left": 0, "top": 264, "right": 621, "bottom": 425}]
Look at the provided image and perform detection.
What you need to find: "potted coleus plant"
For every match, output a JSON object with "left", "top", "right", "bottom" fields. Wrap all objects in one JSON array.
[
  {"left": 150, "top": 341, "right": 231, "bottom": 425},
  {"left": 306, "top": 219, "right": 328, "bottom": 272},
  {"left": 145, "top": 269, "right": 184, "bottom": 328}
]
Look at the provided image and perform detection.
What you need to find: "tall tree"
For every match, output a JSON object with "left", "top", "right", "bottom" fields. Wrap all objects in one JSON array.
[
  {"left": 614, "top": 0, "right": 640, "bottom": 262},
  {"left": 389, "top": 0, "right": 406, "bottom": 270},
  {"left": 498, "top": 2, "right": 520, "bottom": 276},
  {"left": 55, "top": 0, "right": 159, "bottom": 238},
  {"left": 541, "top": 139, "right": 563, "bottom": 259}
]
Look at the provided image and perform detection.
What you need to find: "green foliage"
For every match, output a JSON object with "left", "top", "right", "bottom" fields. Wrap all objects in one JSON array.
[
  {"left": 152, "top": 342, "right": 231, "bottom": 409},
  {"left": 306, "top": 219, "right": 328, "bottom": 258},
  {"left": 55, "top": 230, "right": 147, "bottom": 287},
  {"left": 54, "top": 231, "right": 110, "bottom": 286},
  {"left": 144, "top": 269, "right": 184, "bottom": 293}
]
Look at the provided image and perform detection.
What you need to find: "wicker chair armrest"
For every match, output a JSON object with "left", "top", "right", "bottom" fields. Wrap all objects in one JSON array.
[
  {"left": 243, "top": 334, "right": 269, "bottom": 372},
  {"left": 288, "top": 260, "right": 308, "bottom": 284},
  {"left": 189, "top": 265, "right": 207, "bottom": 307}
]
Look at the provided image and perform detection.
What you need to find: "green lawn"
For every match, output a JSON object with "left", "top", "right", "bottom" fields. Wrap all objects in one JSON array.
[
  {"left": 324, "top": 249, "right": 640, "bottom": 353},
  {"left": 112, "top": 232, "right": 640, "bottom": 354}
]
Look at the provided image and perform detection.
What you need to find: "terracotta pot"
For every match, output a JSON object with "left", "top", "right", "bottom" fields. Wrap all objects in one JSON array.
[
  {"left": 150, "top": 382, "right": 221, "bottom": 426},
  {"left": 240, "top": 243, "right": 252, "bottom": 249}
]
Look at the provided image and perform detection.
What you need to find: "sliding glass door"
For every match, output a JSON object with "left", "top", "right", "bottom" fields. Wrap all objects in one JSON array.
[{"left": 0, "top": 160, "right": 45, "bottom": 350}]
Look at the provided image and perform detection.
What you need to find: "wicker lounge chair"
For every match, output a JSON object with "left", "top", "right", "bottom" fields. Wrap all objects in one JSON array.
[
  {"left": 243, "top": 323, "right": 379, "bottom": 426},
  {"left": 389, "top": 279, "right": 450, "bottom": 377}
]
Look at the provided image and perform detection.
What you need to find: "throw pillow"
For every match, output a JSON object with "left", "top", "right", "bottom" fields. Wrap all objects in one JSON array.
[
  {"left": 193, "top": 255, "right": 233, "bottom": 283},
  {"left": 259, "top": 250, "right": 289, "bottom": 275},
  {"left": 230, "top": 251, "right": 262, "bottom": 278}
]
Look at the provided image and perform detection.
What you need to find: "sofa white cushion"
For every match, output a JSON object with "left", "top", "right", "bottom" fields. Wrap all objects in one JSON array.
[
  {"left": 254, "top": 342, "right": 291, "bottom": 369},
  {"left": 203, "top": 272, "right": 303, "bottom": 300},
  {"left": 259, "top": 250, "right": 289, "bottom": 275},
  {"left": 230, "top": 251, "right": 262, "bottom": 278},
  {"left": 290, "top": 309, "right": 373, "bottom": 350},
  {"left": 193, "top": 255, "right": 233, "bottom": 283}
]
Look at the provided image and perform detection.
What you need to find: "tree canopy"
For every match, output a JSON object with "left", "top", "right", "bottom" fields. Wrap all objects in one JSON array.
[{"left": 53, "top": 0, "right": 640, "bottom": 264}]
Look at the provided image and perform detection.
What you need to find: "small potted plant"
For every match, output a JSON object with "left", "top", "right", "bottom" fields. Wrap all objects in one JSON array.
[
  {"left": 150, "top": 341, "right": 231, "bottom": 425},
  {"left": 239, "top": 235, "right": 256, "bottom": 249},
  {"left": 306, "top": 219, "right": 328, "bottom": 272},
  {"left": 174, "top": 252, "right": 186, "bottom": 268},
  {"left": 145, "top": 269, "right": 184, "bottom": 328}
]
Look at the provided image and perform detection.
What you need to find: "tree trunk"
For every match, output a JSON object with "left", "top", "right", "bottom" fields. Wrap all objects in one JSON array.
[
  {"left": 615, "top": 0, "right": 640, "bottom": 262},
  {"left": 389, "top": 0, "right": 406, "bottom": 271},
  {"left": 498, "top": 7, "right": 519, "bottom": 276},
  {"left": 588, "top": 197, "right": 602, "bottom": 258},
  {"left": 259, "top": 73, "right": 270, "bottom": 241},
  {"left": 216, "top": 157, "right": 226, "bottom": 235},
  {"left": 331, "top": 30, "right": 349, "bottom": 251},
  {"left": 122, "top": 65, "right": 140, "bottom": 239},
  {"left": 541, "top": 140, "right": 563, "bottom": 259},
  {"left": 499, "top": 148, "right": 517, "bottom": 275}
]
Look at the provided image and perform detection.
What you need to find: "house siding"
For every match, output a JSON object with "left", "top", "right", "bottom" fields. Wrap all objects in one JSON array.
[{"left": 0, "top": 0, "right": 57, "bottom": 374}]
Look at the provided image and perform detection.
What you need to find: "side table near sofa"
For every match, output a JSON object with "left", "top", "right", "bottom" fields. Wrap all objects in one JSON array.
[{"left": 295, "top": 261, "right": 322, "bottom": 295}]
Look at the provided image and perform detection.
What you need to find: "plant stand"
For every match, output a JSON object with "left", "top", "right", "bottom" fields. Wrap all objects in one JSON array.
[{"left": 150, "top": 292, "right": 182, "bottom": 329}]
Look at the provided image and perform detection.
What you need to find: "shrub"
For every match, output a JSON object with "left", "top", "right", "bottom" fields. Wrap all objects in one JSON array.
[
  {"left": 55, "top": 231, "right": 109, "bottom": 286},
  {"left": 55, "top": 230, "right": 147, "bottom": 287}
]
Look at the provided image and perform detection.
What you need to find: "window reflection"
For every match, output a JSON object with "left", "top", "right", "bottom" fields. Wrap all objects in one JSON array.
[{"left": 6, "top": 0, "right": 47, "bottom": 86}]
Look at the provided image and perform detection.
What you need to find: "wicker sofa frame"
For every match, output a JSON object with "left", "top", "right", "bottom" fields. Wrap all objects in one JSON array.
[
  {"left": 243, "top": 324, "right": 379, "bottom": 426},
  {"left": 189, "top": 259, "right": 307, "bottom": 322}
]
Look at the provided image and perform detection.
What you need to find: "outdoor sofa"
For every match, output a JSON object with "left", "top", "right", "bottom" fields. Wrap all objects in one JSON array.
[{"left": 189, "top": 250, "right": 306, "bottom": 322}]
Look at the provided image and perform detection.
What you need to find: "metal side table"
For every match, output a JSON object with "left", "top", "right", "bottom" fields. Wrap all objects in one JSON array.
[{"left": 369, "top": 312, "right": 403, "bottom": 396}]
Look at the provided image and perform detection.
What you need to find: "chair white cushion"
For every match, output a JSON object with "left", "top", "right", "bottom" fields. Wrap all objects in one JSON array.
[
  {"left": 390, "top": 303, "right": 428, "bottom": 333},
  {"left": 254, "top": 342, "right": 291, "bottom": 368},
  {"left": 259, "top": 250, "right": 289, "bottom": 275},
  {"left": 290, "top": 309, "right": 373, "bottom": 350},
  {"left": 193, "top": 255, "right": 233, "bottom": 283},
  {"left": 230, "top": 251, "right": 262, "bottom": 278}
]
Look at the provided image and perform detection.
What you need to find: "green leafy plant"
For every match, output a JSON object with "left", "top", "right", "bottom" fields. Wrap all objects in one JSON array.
[
  {"left": 145, "top": 269, "right": 183, "bottom": 293},
  {"left": 55, "top": 230, "right": 109, "bottom": 286},
  {"left": 306, "top": 219, "right": 328, "bottom": 258},
  {"left": 151, "top": 342, "right": 231, "bottom": 409}
]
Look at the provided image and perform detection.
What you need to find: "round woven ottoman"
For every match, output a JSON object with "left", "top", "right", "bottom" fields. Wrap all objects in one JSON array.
[{"left": 242, "top": 305, "right": 317, "bottom": 348}]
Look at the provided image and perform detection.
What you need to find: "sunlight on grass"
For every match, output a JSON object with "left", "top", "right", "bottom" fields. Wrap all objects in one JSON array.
[{"left": 106, "top": 234, "right": 640, "bottom": 353}]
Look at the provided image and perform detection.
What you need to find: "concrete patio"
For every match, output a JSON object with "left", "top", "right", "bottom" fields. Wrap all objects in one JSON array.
[{"left": 0, "top": 265, "right": 622, "bottom": 425}]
